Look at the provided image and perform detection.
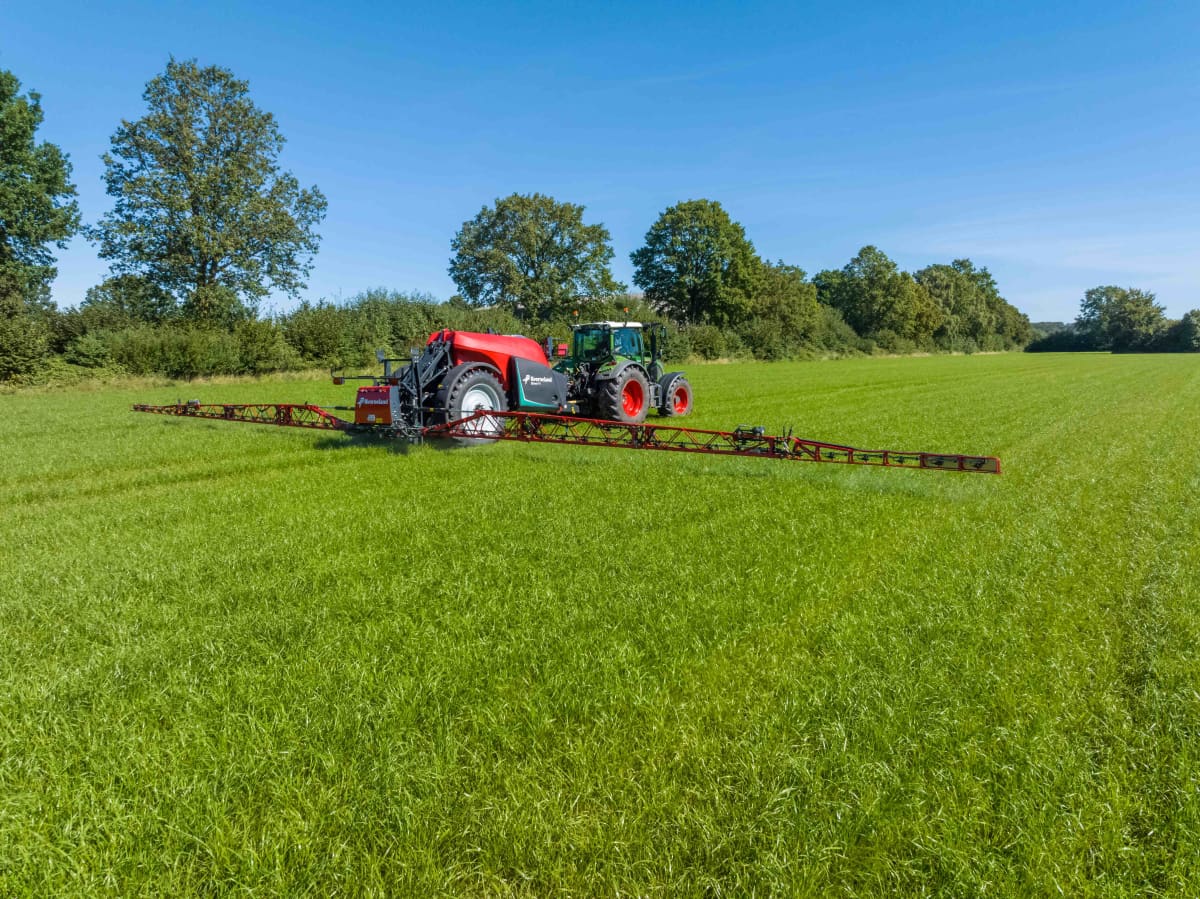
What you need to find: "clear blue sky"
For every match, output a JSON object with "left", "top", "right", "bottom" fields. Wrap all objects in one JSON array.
[{"left": 3, "top": 0, "right": 1198, "bottom": 321}]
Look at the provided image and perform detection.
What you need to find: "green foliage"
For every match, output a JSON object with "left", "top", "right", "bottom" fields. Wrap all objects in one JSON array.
[
  {"left": 89, "top": 58, "right": 327, "bottom": 323},
  {"left": 281, "top": 300, "right": 348, "bottom": 365},
  {"left": 1031, "top": 321, "right": 1069, "bottom": 337},
  {"left": 234, "top": 318, "right": 301, "bottom": 374},
  {"left": 1040, "top": 289, "right": 1196, "bottom": 355},
  {"left": 739, "top": 261, "right": 819, "bottom": 359},
  {"left": 808, "top": 303, "right": 866, "bottom": 355},
  {"left": 0, "top": 68, "right": 79, "bottom": 380},
  {"left": 0, "top": 68, "right": 80, "bottom": 303},
  {"left": 181, "top": 283, "right": 250, "bottom": 329},
  {"left": 0, "top": 301, "right": 50, "bottom": 379},
  {"left": 1107, "top": 290, "right": 1167, "bottom": 352},
  {"left": 101, "top": 326, "right": 240, "bottom": 378},
  {"left": 631, "top": 199, "right": 762, "bottom": 327},
  {"left": 82, "top": 274, "right": 177, "bottom": 327},
  {"left": 1025, "top": 325, "right": 1093, "bottom": 352},
  {"left": 870, "top": 328, "right": 915, "bottom": 355},
  {"left": 685, "top": 323, "right": 728, "bottom": 360},
  {"left": 917, "top": 260, "right": 997, "bottom": 344},
  {"left": 816, "top": 247, "right": 943, "bottom": 342},
  {"left": 448, "top": 193, "right": 624, "bottom": 320},
  {"left": 1175, "top": 310, "right": 1200, "bottom": 352},
  {"left": 1076, "top": 286, "right": 1168, "bottom": 352},
  {"left": 735, "top": 269, "right": 824, "bottom": 359},
  {"left": 3, "top": 355, "right": 1199, "bottom": 893},
  {"left": 63, "top": 332, "right": 113, "bottom": 368}
]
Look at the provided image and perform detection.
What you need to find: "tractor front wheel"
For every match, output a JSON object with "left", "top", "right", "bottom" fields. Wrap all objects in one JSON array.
[
  {"left": 658, "top": 375, "right": 693, "bottom": 417},
  {"left": 597, "top": 367, "right": 650, "bottom": 424}
]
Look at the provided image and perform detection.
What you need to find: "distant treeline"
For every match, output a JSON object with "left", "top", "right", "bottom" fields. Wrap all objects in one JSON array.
[
  {"left": 1027, "top": 287, "right": 1199, "bottom": 353},
  {"left": 7, "top": 239, "right": 1035, "bottom": 383}
]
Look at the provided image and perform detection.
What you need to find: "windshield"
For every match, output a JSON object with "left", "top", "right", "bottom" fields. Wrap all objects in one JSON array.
[{"left": 574, "top": 327, "right": 609, "bottom": 361}]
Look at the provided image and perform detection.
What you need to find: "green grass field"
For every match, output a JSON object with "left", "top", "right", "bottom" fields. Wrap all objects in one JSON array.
[{"left": 2, "top": 353, "right": 1198, "bottom": 896}]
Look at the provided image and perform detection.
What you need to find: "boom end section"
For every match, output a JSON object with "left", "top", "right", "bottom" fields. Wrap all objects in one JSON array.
[{"left": 132, "top": 401, "right": 352, "bottom": 432}]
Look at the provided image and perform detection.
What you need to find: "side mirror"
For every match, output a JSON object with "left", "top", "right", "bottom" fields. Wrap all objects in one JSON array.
[{"left": 375, "top": 348, "right": 386, "bottom": 364}]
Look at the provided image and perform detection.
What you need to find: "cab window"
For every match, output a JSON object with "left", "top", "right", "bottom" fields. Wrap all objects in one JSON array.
[{"left": 613, "top": 328, "right": 642, "bottom": 358}]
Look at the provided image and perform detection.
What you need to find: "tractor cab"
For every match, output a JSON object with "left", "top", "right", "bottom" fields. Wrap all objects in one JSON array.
[{"left": 562, "top": 321, "right": 662, "bottom": 380}]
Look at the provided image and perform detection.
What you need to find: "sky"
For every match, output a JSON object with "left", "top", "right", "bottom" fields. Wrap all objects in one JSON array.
[{"left": 2, "top": 0, "right": 1198, "bottom": 322}]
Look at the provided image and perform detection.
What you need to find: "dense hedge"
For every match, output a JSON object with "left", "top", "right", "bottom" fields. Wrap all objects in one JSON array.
[{"left": 5, "top": 286, "right": 1028, "bottom": 385}]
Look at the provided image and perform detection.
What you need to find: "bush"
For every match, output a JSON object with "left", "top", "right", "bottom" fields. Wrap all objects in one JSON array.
[
  {"left": 942, "top": 336, "right": 979, "bottom": 355},
  {"left": 722, "top": 329, "right": 748, "bottom": 359},
  {"left": 0, "top": 312, "right": 50, "bottom": 380},
  {"left": 737, "top": 318, "right": 787, "bottom": 360},
  {"left": 687, "top": 324, "right": 727, "bottom": 360},
  {"left": 105, "top": 327, "right": 243, "bottom": 378},
  {"left": 282, "top": 302, "right": 348, "bottom": 365},
  {"left": 659, "top": 325, "right": 690, "bottom": 363},
  {"left": 872, "top": 329, "right": 915, "bottom": 355},
  {"left": 64, "top": 332, "right": 112, "bottom": 368},
  {"left": 235, "top": 319, "right": 301, "bottom": 374},
  {"left": 810, "top": 305, "right": 861, "bottom": 355}
]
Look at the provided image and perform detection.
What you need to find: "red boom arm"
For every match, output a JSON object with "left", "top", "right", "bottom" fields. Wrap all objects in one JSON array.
[{"left": 133, "top": 403, "right": 1000, "bottom": 474}]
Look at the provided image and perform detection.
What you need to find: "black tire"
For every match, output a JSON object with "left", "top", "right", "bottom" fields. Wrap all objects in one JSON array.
[
  {"left": 597, "top": 366, "right": 651, "bottom": 424},
  {"left": 658, "top": 375, "right": 693, "bottom": 417},
  {"left": 438, "top": 367, "right": 508, "bottom": 445}
]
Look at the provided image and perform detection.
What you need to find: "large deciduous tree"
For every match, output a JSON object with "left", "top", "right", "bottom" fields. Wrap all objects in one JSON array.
[
  {"left": 448, "top": 193, "right": 624, "bottom": 320},
  {"left": 1076, "top": 285, "right": 1166, "bottom": 351},
  {"left": 817, "top": 246, "right": 942, "bottom": 342},
  {"left": 631, "top": 199, "right": 762, "bottom": 327},
  {"left": 90, "top": 59, "right": 326, "bottom": 326},
  {"left": 916, "top": 259, "right": 1033, "bottom": 349},
  {"left": 0, "top": 68, "right": 80, "bottom": 378},
  {"left": 915, "top": 261, "right": 997, "bottom": 346}
]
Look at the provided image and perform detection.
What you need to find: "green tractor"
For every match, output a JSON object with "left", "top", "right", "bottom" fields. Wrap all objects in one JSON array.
[{"left": 552, "top": 321, "right": 693, "bottom": 424}]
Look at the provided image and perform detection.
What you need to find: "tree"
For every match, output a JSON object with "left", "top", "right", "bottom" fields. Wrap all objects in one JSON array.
[
  {"left": 819, "top": 246, "right": 942, "bottom": 341},
  {"left": 81, "top": 275, "right": 176, "bottom": 327},
  {"left": 631, "top": 199, "right": 762, "bottom": 326},
  {"left": 740, "top": 261, "right": 819, "bottom": 358},
  {"left": 448, "top": 193, "right": 624, "bottom": 320},
  {"left": 1176, "top": 310, "right": 1200, "bottom": 352},
  {"left": 1077, "top": 286, "right": 1118, "bottom": 348},
  {"left": 1106, "top": 290, "right": 1166, "bottom": 352},
  {"left": 89, "top": 59, "right": 326, "bottom": 326},
  {"left": 0, "top": 68, "right": 80, "bottom": 378},
  {"left": 916, "top": 259, "right": 1033, "bottom": 349},
  {"left": 1076, "top": 286, "right": 1166, "bottom": 351},
  {"left": 916, "top": 261, "right": 996, "bottom": 346}
]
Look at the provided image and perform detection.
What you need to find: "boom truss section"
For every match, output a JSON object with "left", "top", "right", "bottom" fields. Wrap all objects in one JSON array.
[
  {"left": 427, "top": 411, "right": 1002, "bottom": 474},
  {"left": 132, "top": 402, "right": 351, "bottom": 432},
  {"left": 132, "top": 403, "right": 1000, "bottom": 474}
]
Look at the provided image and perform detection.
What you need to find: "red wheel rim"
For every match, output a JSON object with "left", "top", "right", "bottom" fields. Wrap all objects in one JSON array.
[
  {"left": 621, "top": 379, "right": 645, "bottom": 417},
  {"left": 672, "top": 386, "right": 689, "bottom": 414}
]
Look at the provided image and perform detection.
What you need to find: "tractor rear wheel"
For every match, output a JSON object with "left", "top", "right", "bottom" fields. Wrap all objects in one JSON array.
[
  {"left": 441, "top": 367, "right": 508, "bottom": 445},
  {"left": 597, "top": 367, "right": 650, "bottom": 424},
  {"left": 658, "top": 375, "right": 693, "bottom": 417}
]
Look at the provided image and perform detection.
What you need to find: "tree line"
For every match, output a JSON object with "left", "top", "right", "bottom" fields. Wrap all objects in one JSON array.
[
  {"left": 12, "top": 56, "right": 1177, "bottom": 385},
  {"left": 1027, "top": 287, "right": 1200, "bottom": 353}
]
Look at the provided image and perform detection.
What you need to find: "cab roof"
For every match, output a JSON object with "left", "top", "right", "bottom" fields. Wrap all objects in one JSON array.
[{"left": 575, "top": 321, "right": 642, "bottom": 329}]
